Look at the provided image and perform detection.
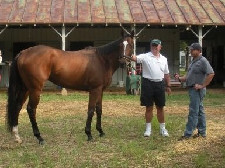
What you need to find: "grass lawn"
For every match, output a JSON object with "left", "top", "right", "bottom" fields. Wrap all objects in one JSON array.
[{"left": 0, "top": 88, "right": 225, "bottom": 168}]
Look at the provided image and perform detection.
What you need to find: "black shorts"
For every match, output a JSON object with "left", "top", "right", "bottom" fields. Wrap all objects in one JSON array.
[{"left": 140, "top": 78, "right": 166, "bottom": 107}]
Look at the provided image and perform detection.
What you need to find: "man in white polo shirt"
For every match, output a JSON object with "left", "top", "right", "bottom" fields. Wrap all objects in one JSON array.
[{"left": 130, "top": 39, "right": 171, "bottom": 137}]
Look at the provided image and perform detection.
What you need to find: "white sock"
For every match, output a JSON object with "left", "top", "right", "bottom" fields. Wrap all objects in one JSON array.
[
  {"left": 160, "top": 123, "right": 166, "bottom": 130},
  {"left": 146, "top": 123, "right": 151, "bottom": 131}
]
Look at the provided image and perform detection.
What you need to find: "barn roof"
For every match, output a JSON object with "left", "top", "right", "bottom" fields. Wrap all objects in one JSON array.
[{"left": 0, "top": 0, "right": 224, "bottom": 26}]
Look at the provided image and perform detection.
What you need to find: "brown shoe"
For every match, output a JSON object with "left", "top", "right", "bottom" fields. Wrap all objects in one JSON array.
[
  {"left": 178, "top": 135, "right": 191, "bottom": 141},
  {"left": 193, "top": 133, "right": 206, "bottom": 139}
]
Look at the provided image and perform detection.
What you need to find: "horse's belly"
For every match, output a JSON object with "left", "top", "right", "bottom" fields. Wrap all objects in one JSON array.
[
  {"left": 49, "top": 72, "right": 88, "bottom": 89},
  {"left": 49, "top": 56, "right": 105, "bottom": 90},
  {"left": 49, "top": 70, "right": 103, "bottom": 91}
]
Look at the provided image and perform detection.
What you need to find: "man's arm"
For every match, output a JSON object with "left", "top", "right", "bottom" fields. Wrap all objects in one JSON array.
[
  {"left": 164, "top": 74, "right": 171, "bottom": 87},
  {"left": 131, "top": 55, "right": 137, "bottom": 62},
  {"left": 195, "top": 73, "right": 215, "bottom": 89},
  {"left": 164, "top": 74, "right": 171, "bottom": 95},
  {"left": 179, "top": 75, "right": 187, "bottom": 82},
  {"left": 174, "top": 74, "right": 186, "bottom": 82}
]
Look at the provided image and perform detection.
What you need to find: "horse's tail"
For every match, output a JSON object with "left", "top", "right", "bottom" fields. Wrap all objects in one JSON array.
[{"left": 7, "top": 55, "right": 25, "bottom": 132}]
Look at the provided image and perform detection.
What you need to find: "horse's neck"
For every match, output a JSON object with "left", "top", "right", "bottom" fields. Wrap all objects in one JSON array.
[
  {"left": 98, "top": 39, "right": 122, "bottom": 72},
  {"left": 107, "top": 49, "right": 121, "bottom": 74}
]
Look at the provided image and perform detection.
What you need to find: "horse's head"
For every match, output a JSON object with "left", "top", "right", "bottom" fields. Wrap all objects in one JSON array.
[
  {"left": 122, "top": 30, "right": 134, "bottom": 57},
  {"left": 119, "top": 30, "right": 134, "bottom": 65}
]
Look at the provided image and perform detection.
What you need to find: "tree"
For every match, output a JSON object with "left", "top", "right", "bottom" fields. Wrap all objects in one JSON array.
[{"left": 180, "top": 41, "right": 188, "bottom": 51}]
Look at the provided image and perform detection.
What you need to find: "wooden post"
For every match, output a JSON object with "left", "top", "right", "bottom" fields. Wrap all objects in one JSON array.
[
  {"left": 50, "top": 24, "right": 76, "bottom": 96},
  {"left": 185, "top": 46, "right": 190, "bottom": 71},
  {"left": 198, "top": 26, "right": 203, "bottom": 47},
  {"left": 61, "top": 25, "right": 68, "bottom": 96},
  {"left": 189, "top": 25, "right": 214, "bottom": 48},
  {"left": 132, "top": 26, "right": 136, "bottom": 75}
]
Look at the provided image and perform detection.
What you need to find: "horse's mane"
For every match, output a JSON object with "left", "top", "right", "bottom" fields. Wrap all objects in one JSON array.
[{"left": 95, "top": 38, "right": 122, "bottom": 56}]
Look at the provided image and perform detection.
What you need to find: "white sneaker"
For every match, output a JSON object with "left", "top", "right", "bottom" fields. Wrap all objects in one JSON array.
[
  {"left": 144, "top": 130, "right": 151, "bottom": 137},
  {"left": 160, "top": 128, "right": 169, "bottom": 137}
]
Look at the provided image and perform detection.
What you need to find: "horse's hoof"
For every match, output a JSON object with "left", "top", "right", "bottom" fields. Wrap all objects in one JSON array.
[
  {"left": 15, "top": 139, "right": 23, "bottom": 144},
  {"left": 39, "top": 140, "right": 45, "bottom": 145},
  {"left": 87, "top": 136, "right": 93, "bottom": 141},
  {"left": 99, "top": 132, "right": 105, "bottom": 137}
]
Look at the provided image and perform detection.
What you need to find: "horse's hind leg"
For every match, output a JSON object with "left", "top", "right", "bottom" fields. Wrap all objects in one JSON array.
[
  {"left": 27, "top": 90, "right": 44, "bottom": 145},
  {"left": 96, "top": 93, "right": 105, "bottom": 137},
  {"left": 12, "top": 89, "right": 28, "bottom": 143}
]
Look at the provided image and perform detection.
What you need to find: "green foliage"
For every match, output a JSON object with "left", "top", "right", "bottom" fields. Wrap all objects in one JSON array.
[
  {"left": 194, "top": 153, "right": 210, "bottom": 168},
  {"left": 179, "top": 67, "right": 187, "bottom": 75},
  {"left": 180, "top": 41, "right": 188, "bottom": 51}
]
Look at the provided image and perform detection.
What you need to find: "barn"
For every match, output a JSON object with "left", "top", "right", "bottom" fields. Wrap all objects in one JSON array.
[{"left": 0, "top": 0, "right": 224, "bottom": 88}]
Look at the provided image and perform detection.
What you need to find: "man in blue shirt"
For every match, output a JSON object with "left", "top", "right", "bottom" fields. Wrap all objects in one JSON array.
[{"left": 175, "top": 43, "right": 214, "bottom": 140}]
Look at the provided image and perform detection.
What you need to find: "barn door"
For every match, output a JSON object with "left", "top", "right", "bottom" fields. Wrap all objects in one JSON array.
[{"left": 13, "top": 42, "right": 36, "bottom": 57}]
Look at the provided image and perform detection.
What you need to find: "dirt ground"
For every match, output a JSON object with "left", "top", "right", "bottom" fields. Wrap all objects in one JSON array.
[
  {"left": 0, "top": 88, "right": 224, "bottom": 122},
  {"left": 0, "top": 88, "right": 224, "bottom": 167}
]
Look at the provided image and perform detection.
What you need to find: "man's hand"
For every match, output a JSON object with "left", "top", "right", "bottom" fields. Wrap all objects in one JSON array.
[
  {"left": 194, "top": 84, "right": 204, "bottom": 90},
  {"left": 174, "top": 73, "right": 182, "bottom": 82},
  {"left": 174, "top": 73, "right": 179, "bottom": 80},
  {"left": 123, "top": 55, "right": 137, "bottom": 62},
  {"left": 166, "top": 87, "right": 172, "bottom": 95},
  {"left": 194, "top": 73, "right": 214, "bottom": 90}
]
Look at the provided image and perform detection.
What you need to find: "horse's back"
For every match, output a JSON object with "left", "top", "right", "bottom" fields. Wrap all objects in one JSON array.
[{"left": 17, "top": 45, "right": 105, "bottom": 90}]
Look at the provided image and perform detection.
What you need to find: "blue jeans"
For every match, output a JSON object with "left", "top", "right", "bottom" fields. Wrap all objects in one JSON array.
[{"left": 184, "top": 88, "right": 206, "bottom": 137}]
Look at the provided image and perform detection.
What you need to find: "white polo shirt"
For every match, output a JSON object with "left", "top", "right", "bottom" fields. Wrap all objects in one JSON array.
[{"left": 137, "top": 52, "right": 169, "bottom": 81}]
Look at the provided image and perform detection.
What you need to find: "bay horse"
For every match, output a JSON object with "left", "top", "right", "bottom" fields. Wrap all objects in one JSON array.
[{"left": 7, "top": 31, "right": 134, "bottom": 144}]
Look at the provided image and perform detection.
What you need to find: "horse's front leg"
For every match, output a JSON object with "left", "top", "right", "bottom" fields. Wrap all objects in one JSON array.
[
  {"left": 85, "top": 88, "right": 102, "bottom": 141},
  {"left": 96, "top": 94, "right": 105, "bottom": 137},
  {"left": 85, "top": 107, "right": 95, "bottom": 141}
]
